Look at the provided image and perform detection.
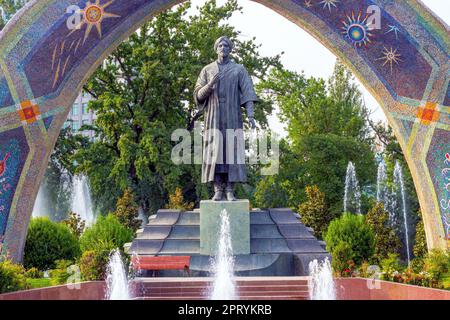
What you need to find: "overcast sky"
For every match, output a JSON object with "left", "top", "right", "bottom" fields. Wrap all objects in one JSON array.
[{"left": 189, "top": 0, "right": 450, "bottom": 137}]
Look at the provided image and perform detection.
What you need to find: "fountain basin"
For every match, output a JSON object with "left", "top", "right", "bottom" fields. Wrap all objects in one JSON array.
[{"left": 1, "top": 277, "right": 449, "bottom": 300}]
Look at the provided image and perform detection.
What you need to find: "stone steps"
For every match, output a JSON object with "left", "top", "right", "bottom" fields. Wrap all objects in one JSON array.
[{"left": 131, "top": 277, "right": 310, "bottom": 300}]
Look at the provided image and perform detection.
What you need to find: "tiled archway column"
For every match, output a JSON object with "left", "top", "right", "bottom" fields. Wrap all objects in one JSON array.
[{"left": 0, "top": 0, "right": 448, "bottom": 262}]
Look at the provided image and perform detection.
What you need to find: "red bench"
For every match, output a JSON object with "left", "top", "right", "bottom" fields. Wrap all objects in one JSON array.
[{"left": 131, "top": 256, "right": 191, "bottom": 276}]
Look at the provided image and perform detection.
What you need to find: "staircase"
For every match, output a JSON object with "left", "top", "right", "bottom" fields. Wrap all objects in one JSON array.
[{"left": 131, "top": 277, "right": 310, "bottom": 300}]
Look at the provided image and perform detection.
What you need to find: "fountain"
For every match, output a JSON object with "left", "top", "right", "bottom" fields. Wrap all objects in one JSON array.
[
  {"left": 376, "top": 160, "right": 389, "bottom": 205},
  {"left": 343, "top": 162, "right": 361, "bottom": 214},
  {"left": 308, "top": 258, "right": 336, "bottom": 300},
  {"left": 393, "top": 161, "right": 411, "bottom": 266},
  {"left": 210, "top": 209, "right": 236, "bottom": 300},
  {"left": 32, "top": 183, "right": 50, "bottom": 218},
  {"left": 71, "top": 175, "right": 95, "bottom": 226},
  {"left": 105, "top": 249, "right": 131, "bottom": 300}
]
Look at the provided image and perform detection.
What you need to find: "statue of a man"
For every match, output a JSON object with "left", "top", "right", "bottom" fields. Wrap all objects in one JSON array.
[{"left": 194, "top": 36, "right": 258, "bottom": 201}]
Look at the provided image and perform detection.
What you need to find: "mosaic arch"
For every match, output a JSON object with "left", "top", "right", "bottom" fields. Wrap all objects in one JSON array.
[{"left": 0, "top": 0, "right": 448, "bottom": 262}]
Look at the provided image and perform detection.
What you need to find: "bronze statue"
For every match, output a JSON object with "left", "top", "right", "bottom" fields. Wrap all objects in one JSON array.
[{"left": 194, "top": 36, "right": 257, "bottom": 201}]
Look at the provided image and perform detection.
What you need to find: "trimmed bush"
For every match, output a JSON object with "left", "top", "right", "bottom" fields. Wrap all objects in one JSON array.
[
  {"left": 79, "top": 250, "right": 110, "bottom": 281},
  {"left": 25, "top": 267, "right": 43, "bottom": 279},
  {"left": 79, "top": 214, "right": 133, "bottom": 253},
  {"left": 0, "top": 260, "right": 28, "bottom": 293},
  {"left": 324, "top": 213, "right": 375, "bottom": 268},
  {"left": 24, "top": 217, "right": 81, "bottom": 270}
]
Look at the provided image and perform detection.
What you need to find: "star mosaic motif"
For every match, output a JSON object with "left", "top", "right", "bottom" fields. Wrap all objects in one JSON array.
[
  {"left": 319, "top": 0, "right": 339, "bottom": 11},
  {"left": 386, "top": 25, "right": 401, "bottom": 40},
  {"left": 376, "top": 46, "right": 403, "bottom": 73},
  {"left": 304, "top": 0, "right": 313, "bottom": 8}
]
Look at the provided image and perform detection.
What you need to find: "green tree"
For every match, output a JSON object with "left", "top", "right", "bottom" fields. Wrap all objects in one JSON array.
[
  {"left": 253, "top": 139, "right": 303, "bottom": 209},
  {"left": 365, "top": 202, "right": 401, "bottom": 263},
  {"left": 298, "top": 185, "right": 334, "bottom": 239},
  {"left": 75, "top": 0, "right": 282, "bottom": 216},
  {"left": 113, "top": 188, "right": 141, "bottom": 232},
  {"left": 296, "top": 134, "right": 376, "bottom": 216},
  {"left": 256, "top": 60, "right": 376, "bottom": 216},
  {"left": 0, "top": 0, "right": 27, "bottom": 30}
]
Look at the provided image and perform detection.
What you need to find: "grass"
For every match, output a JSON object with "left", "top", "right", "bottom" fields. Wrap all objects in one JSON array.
[{"left": 26, "top": 278, "right": 52, "bottom": 289}]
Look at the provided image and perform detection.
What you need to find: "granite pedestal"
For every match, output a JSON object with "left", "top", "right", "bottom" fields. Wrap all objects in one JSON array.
[{"left": 199, "top": 200, "right": 250, "bottom": 255}]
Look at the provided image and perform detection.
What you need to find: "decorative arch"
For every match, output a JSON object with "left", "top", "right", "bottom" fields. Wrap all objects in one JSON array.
[{"left": 0, "top": 0, "right": 448, "bottom": 262}]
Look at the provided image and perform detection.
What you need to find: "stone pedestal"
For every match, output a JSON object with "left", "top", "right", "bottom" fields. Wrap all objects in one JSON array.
[{"left": 200, "top": 200, "right": 250, "bottom": 255}]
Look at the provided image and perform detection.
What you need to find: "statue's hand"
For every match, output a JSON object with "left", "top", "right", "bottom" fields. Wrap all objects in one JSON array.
[
  {"left": 249, "top": 117, "right": 256, "bottom": 129},
  {"left": 208, "top": 72, "right": 222, "bottom": 88}
]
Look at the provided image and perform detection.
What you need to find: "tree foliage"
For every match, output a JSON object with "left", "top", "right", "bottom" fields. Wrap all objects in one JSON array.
[
  {"left": 75, "top": 0, "right": 282, "bottom": 215},
  {"left": 413, "top": 210, "right": 428, "bottom": 259},
  {"left": 113, "top": 188, "right": 141, "bottom": 232},
  {"left": 166, "top": 187, "right": 195, "bottom": 212},
  {"left": 255, "top": 60, "right": 376, "bottom": 215},
  {"left": 62, "top": 212, "right": 86, "bottom": 238},
  {"left": 298, "top": 185, "right": 334, "bottom": 239},
  {"left": 0, "top": 0, "right": 27, "bottom": 30},
  {"left": 365, "top": 202, "right": 401, "bottom": 263}
]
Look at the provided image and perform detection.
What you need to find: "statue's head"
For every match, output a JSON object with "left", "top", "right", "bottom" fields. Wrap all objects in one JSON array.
[{"left": 214, "top": 36, "right": 233, "bottom": 59}]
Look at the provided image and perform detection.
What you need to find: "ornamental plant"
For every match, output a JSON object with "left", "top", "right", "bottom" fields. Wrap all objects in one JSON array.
[
  {"left": 24, "top": 217, "right": 81, "bottom": 270},
  {"left": 324, "top": 213, "right": 375, "bottom": 271},
  {"left": 298, "top": 185, "right": 334, "bottom": 239},
  {"left": 0, "top": 260, "right": 28, "bottom": 293},
  {"left": 79, "top": 214, "right": 133, "bottom": 253}
]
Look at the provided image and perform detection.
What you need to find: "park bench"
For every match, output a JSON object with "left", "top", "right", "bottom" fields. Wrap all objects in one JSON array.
[{"left": 131, "top": 255, "right": 191, "bottom": 276}]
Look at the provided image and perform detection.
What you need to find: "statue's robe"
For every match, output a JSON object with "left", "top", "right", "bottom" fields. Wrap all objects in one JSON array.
[{"left": 194, "top": 60, "right": 258, "bottom": 183}]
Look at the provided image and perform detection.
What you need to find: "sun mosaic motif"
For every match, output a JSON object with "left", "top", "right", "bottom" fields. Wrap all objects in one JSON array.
[
  {"left": 67, "top": 0, "right": 120, "bottom": 43},
  {"left": 377, "top": 46, "right": 403, "bottom": 73},
  {"left": 341, "top": 12, "right": 372, "bottom": 47}
]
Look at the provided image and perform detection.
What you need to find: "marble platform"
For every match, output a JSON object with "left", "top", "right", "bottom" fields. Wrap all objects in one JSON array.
[{"left": 126, "top": 207, "right": 330, "bottom": 276}]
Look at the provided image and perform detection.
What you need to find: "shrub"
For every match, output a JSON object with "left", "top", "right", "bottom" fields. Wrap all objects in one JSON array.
[
  {"left": 424, "top": 249, "right": 450, "bottom": 287},
  {"left": 62, "top": 212, "right": 86, "bottom": 238},
  {"left": 365, "top": 203, "right": 401, "bottom": 262},
  {"left": 380, "top": 253, "right": 404, "bottom": 282},
  {"left": 113, "top": 189, "right": 142, "bottom": 232},
  {"left": 413, "top": 211, "right": 427, "bottom": 259},
  {"left": 79, "top": 250, "right": 110, "bottom": 281},
  {"left": 330, "top": 242, "right": 355, "bottom": 277},
  {"left": 165, "top": 187, "right": 195, "bottom": 212},
  {"left": 49, "top": 260, "right": 77, "bottom": 286},
  {"left": 298, "top": 185, "right": 334, "bottom": 239},
  {"left": 324, "top": 213, "right": 375, "bottom": 268},
  {"left": 80, "top": 214, "right": 134, "bottom": 253},
  {"left": 0, "top": 260, "right": 28, "bottom": 293},
  {"left": 24, "top": 217, "right": 81, "bottom": 270},
  {"left": 25, "top": 267, "right": 43, "bottom": 279}
]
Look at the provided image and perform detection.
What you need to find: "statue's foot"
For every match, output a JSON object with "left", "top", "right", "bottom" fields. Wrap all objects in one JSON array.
[
  {"left": 226, "top": 191, "right": 236, "bottom": 201},
  {"left": 212, "top": 191, "right": 224, "bottom": 201}
]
